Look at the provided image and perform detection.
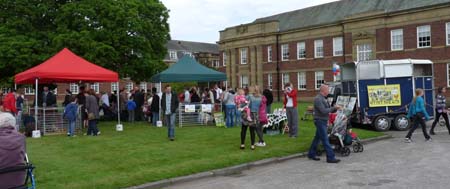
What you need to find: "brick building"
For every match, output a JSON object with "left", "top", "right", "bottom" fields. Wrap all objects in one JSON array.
[
  {"left": 218, "top": 0, "right": 450, "bottom": 101},
  {"left": 165, "top": 40, "right": 220, "bottom": 68}
]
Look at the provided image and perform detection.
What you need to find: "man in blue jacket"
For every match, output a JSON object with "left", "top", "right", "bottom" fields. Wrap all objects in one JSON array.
[{"left": 63, "top": 97, "right": 78, "bottom": 137}]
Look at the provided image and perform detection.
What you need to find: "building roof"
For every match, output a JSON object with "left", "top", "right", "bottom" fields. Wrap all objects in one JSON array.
[
  {"left": 253, "top": 0, "right": 450, "bottom": 32},
  {"left": 166, "top": 40, "right": 219, "bottom": 54}
]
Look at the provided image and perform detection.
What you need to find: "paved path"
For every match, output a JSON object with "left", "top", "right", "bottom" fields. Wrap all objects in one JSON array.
[{"left": 168, "top": 125, "right": 450, "bottom": 189}]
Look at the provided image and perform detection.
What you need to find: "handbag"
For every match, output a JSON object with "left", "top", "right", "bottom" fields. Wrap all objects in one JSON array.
[{"left": 88, "top": 112, "right": 95, "bottom": 120}]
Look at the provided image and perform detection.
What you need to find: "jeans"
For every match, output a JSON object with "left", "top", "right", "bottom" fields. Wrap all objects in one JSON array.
[
  {"left": 128, "top": 110, "right": 135, "bottom": 122},
  {"left": 406, "top": 113, "right": 430, "bottom": 140},
  {"left": 308, "top": 119, "right": 336, "bottom": 161},
  {"left": 68, "top": 120, "right": 76, "bottom": 136},
  {"left": 87, "top": 120, "right": 98, "bottom": 136},
  {"left": 266, "top": 104, "right": 272, "bottom": 114},
  {"left": 152, "top": 112, "right": 160, "bottom": 126},
  {"left": 235, "top": 107, "right": 242, "bottom": 126},
  {"left": 225, "top": 105, "right": 236, "bottom": 127},
  {"left": 241, "top": 124, "right": 256, "bottom": 145},
  {"left": 431, "top": 109, "right": 450, "bottom": 133},
  {"left": 166, "top": 113, "right": 176, "bottom": 139},
  {"left": 286, "top": 107, "right": 299, "bottom": 137}
]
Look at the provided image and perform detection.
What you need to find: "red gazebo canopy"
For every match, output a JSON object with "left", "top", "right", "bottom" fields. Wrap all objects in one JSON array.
[{"left": 15, "top": 48, "right": 119, "bottom": 84}]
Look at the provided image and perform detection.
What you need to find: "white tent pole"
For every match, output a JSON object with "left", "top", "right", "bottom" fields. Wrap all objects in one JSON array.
[
  {"left": 159, "top": 82, "right": 162, "bottom": 93},
  {"left": 34, "top": 78, "right": 38, "bottom": 131},
  {"left": 117, "top": 82, "right": 121, "bottom": 124},
  {"left": 14, "top": 83, "right": 17, "bottom": 90}
]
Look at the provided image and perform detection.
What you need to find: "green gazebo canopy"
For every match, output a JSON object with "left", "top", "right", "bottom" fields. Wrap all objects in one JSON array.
[{"left": 151, "top": 55, "right": 227, "bottom": 83}]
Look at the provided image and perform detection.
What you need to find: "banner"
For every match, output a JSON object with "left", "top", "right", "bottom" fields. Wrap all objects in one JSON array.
[
  {"left": 367, "top": 84, "right": 401, "bottom": 107},
  {"left": 184, "top": 105, "right": 196, "bottom": 113}
]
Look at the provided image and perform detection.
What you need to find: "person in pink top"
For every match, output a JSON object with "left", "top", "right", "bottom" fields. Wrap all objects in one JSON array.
[{"left": 234, "top": 89, "right": 252, "bottom": 122}]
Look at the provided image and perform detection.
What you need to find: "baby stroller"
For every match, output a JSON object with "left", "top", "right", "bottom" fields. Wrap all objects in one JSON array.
[{"left": 0, "top": 153, "right": 36, "bottom": 189}]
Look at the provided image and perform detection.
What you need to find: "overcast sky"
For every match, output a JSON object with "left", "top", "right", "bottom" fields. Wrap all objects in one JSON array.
[{"left": 160, "top": 0, "right": 338, "bottom": 43}]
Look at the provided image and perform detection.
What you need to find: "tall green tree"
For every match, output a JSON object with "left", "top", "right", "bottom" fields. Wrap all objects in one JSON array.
[{"left": 0, "top": 0, "right": 170, "bottom": 86}]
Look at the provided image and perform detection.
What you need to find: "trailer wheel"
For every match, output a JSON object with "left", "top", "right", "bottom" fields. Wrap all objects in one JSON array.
[
  {"left": 373, "top": 116, "right": 391, "bottom": 131},
  {"left": 393, "top": 114, "right": 410, "bottom": 131}
]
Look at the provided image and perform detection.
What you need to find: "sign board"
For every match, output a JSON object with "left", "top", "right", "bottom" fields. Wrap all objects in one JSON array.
[
  {"left": 367, "top": 84, "right": 401, "bottom": 107},
  {"left": 185, "top": 105, "right": 196, "bottom": 113},
  {"left": 201, "top": 104, "right": 212, "bottom": 112}
]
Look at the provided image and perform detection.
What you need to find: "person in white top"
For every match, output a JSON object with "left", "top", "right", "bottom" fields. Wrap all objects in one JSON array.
[
  {"left": 184, "top": 88, "right": 190, "bottom": 103},
  {"left": 100, "top": 92, "right": 110, "bottom": 107}
]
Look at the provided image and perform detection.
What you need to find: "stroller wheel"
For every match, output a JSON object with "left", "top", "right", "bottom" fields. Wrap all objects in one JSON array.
[
  {"left": 353, "top": 144, "right": 360, "bottom": 153},
  {"left": 358, "top": 143, "right": 364, "bottom": 152},
  {"left": 342, "top": 147, "right": 351, "bottom": 156}
]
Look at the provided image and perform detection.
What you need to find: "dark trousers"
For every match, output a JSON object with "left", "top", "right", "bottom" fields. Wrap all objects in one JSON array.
[
  {"left": 431, "top": 110, "right": 450, "bottom": 133},
  {"left": 135, "top": 106, "right": 143, "bottom": 121},
  {"left": 87, "top": 120, "right": 98, "bottom": 136},
  {"left": 241, "top": 124, "right": 256, "bottom": 145},
  {"left": 406, "top": 113, "right": 430, "bottom": 140}
]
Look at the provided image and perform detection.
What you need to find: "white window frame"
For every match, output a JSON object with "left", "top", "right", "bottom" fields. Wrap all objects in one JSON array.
[
  {"left": 314, "top": 39, "right": 324, "bottom": 58},
  {"left": 447, "top": 63, "right": 450, "bottom": 87},
  {"left": 297, "top": 72, "right": 306, "bottom": 90},
  {"left": 90, "top": 83, "right": 99, "bottom": 94},
  {"left": 240, "top": 75, "right": 249, "bottom": 88},
  {"left": 391, "top": 29, "right": 404, "bottom": 51},
  {"left": 281, "top": 44, "right": 289, "bottom": 61},
  {"left": 315, "top": 71, "right": 325, "bottom": 90},
  {"left": 183, "top": 51, "right": 192, "bottom": 57},
  {"left": 446, "top": 22, "right": 450, "bottom": 46},
  {"left": 282, "top": 73, "right": 290, "bottom": 86},
  {"left": 24, "top": 86, "right": 35, "bottom": 95},
  {"left": 268, "top": 74, "right": 273, "bottom": 90},
  {"left": 126, "top": 82, "right": 133, "bottom": 92},
  {"left": 240, "top": 48, "right": 247, "bottom": 64},
  {"left": 111, "top": 82, "right": 118, "bottom": 93},
  {"left": 267, "top": 46, "right": 272, "bottom": 63},
  {"left": 417, "top": 25, "right": 431, "bottom": 48},
  {"left": 333, "top": 37, "right": 343, "bottom": 56},
  {"left": 297, "top": 42, "right": 306, "bottom": 59},
  {"left": 223, "top": 52, "right": 227, "bottom": 66},
  {"left": 357, "top": 43, "right": 372, "bottom": 61},
  {"left": 140, "top": 82, "right": 147, "bottom": 92},
  {"left": 169, "top": 50, "right": 177, "bottom": 60},
  {"left": 70, "top": 83, "right": 79, "bottom": 94}
]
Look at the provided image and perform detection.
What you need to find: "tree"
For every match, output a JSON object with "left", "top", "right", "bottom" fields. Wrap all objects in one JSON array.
[{"left": 0, "top": 0, "right": 170, "bottom": 86}]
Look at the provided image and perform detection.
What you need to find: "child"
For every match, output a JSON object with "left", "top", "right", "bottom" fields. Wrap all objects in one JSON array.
[
  {"left": 127, "top": 96, "right": 137, "bottom": 123},
  {"left": 234, "top": 89, "right": 252, "bottom": 122},
  {"left": 63, "top": 96, "right": 78, "bottom": 137}
]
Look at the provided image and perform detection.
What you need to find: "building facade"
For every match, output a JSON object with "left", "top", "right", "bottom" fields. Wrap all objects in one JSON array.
[
  {"left": 165, "top": 40, "right": 220, "bottom": 68},
  {"left": 218, "top": 0, "right": 450, "bottom": 101}
]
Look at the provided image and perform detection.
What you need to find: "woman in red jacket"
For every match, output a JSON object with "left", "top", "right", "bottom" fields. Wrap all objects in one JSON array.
[{"left": 283, "top": 83, "right": 298, "bottom": 138}]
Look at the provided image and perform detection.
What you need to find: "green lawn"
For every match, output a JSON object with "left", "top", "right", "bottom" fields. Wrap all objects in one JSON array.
[{"left": 27, "top": 102, "right": 383, "bottom": 189}]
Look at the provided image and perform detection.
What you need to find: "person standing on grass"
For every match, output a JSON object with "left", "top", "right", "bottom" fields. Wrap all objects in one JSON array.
[
  {"left": 161, "top": 85, "right": 179, "bottom": 141},
  {"left": 127, "top": 96, "right": 137, "bottom": 123},
  {"left": 223, "top": 88, "right": 236, "bottom": 128},
  {"left": 85, "top": 89, "right": 100, "bottom": 136},
  {"left": 405, "top": 88, "right": 432, "bottom": 143},
  {"left": 308, "top": 84, "right": 341, "bottom": 163},
  {"left": 283, "top": 83, "right": 299, "bottom": 138},
  {"left": 63, "top": 89, "right": 72, "bottom": 107},
  {"left": 237, "top": 87, "right": 256, "bottom": 150},
  {"left": 134, "top": 87, "right": 145, "bottom": 121},
  {"left": 263, "top": 89, "right": 273, "bottom": 114},
  {"left": 77, "top": 86, "right": 88, "bottom": 128},
  {"left": 63, "top": 97, "right": 78, "bottom": 137},
  {"left": 248, "top": 85, "right": 267, "bottom": 147},
  {"left": 150, "top": 87, "right": 160, "bottom": 126},
  {"left": 430, "top": 87, "right": 450, "bottom": 135}
]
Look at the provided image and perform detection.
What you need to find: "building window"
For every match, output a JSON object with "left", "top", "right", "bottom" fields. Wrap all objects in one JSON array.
[
  {"left": 417, "top": 25, "right": 431, "bottom": 48},
  {"left": 90, "top": 83, "right": 99, "bottom": 94},
  {"left": 333, "top": 37, "right": 343, "bottom": 56},
  {"left": 240, "top": 75, "right": 249, "bottom": 88},
  {"left": 281, "top": 44, "right": 289, "bottom": 61},
  {"left": 139, "top": 82, "right": 147, "bottom": 92},
  {"left": 357, "top": 44, "right": 372, "bottom": 61},
  {"left": 297, "top": 72, "right": 306, "bottom": 90},
  {"left": 169, "top": 50, "right": 177, "bottom": 60},
  {"left": 126, "top": 82, "right": 133, "bottom": 92},
  {"left": 183, "top": 51, "right": 192, "bottom": 57},
  {"left": 111, "top": 82, "right": 118, "bottom": 93},
  {"left": 446, "top": 22, "right": 450, "bottom": 46},
  {"left": 314, "top": 39, "right": 324, "bottom": 58},
  {"left": 391, "top": 29, "right": 404, "bottom": 51},
  {"left": 240, "top": 48, "right": 247, "bottom": 64},
  {"left": 297, "top": 42, "right": 306, "bottom": 59},
  {"left": 268, "top": 74, "right": 273, "bottom": 90},
  {"left": 1, "top": 88, "right": 10, "bottom": 93},
  {"left": 70, "top": 83, "right": 79, "bottom": 94},
  {"left": 267, "top": 46, "right": 272, "bottom": 62},
  {"left": 223, "top": 52, "right": 227, "bottom": 66},
  {"left": 282, "top": 73, "right": 290, "bottom": 86},
  {"left": 315, "top": 71, "right": 325, "bottom": 90},
  {"left": 447, "top": 64, "right": 450, "bottom": 87},
  {"left": 24, "top": 86, "right": 35, "bottom": 95}
]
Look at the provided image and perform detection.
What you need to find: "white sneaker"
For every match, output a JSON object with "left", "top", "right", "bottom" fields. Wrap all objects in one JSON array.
[
  {"left": 97, "top": 131, "right": 101, "bottom": 135},
  {"left": 256, "top": 142, "right": 266, "bottom": 147},
  {"left": 404, "top": 138, "right": 412, "bottom": 143}
]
